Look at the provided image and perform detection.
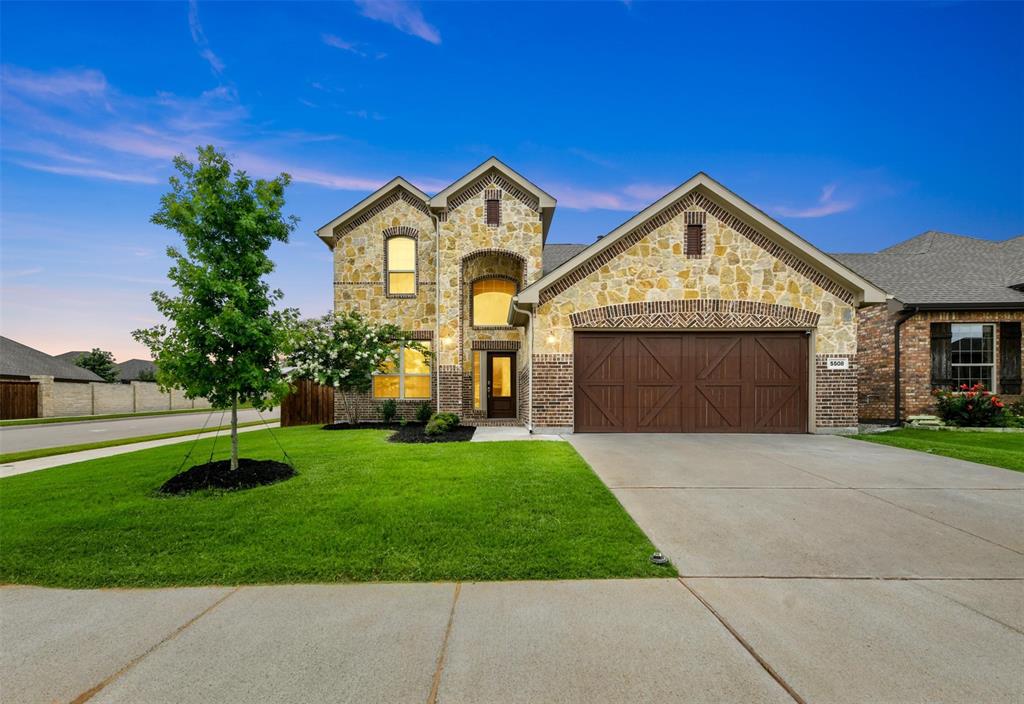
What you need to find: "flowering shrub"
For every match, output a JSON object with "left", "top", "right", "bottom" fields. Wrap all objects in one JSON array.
[
  {"left": 931, "top": 383, "right": 1007, "bottom": 427},
  {"left": 287, "top": 311, "right": 428, "bottom": 423}
]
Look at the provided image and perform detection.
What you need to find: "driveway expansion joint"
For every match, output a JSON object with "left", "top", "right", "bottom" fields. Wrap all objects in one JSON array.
[
  {"left": 676, "top": 577, "right": 806, "bottom": 704},
  {"left": 68, "top": 587, "right": 240, "bottom": 704},
  {"left": 426, "top": 581, "right": 461, "bottom": 704}
]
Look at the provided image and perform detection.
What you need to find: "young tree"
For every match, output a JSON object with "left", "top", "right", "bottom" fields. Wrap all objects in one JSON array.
[
  {"left": 75, "top": 348, "right": 119, "bottom": 383},
  {"left": 133, "top": 146, "right": 298, "bottom": 470},
  {"left": 288, "top": 311, "right": 428, "bottom": 423}
]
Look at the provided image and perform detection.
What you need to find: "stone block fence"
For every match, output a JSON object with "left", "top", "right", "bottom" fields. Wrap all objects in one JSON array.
[{"left": 28, "top": 376, "right": 210, "bottom": 418}]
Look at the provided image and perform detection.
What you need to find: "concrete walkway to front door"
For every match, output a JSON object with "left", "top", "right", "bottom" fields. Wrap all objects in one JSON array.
[{"left": 568, "top": 433, "right": 1024, "bottom": 702}]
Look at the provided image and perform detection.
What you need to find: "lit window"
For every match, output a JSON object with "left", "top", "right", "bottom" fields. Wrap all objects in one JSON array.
[
  {"left": 373, "top": 342, "right": 431, "bottom": 398},
  {"left": 951, "top": 324, "right": 994, "bottom": 389},
  {"left": 472, "top": 278, "right": 515, "bottom": 326},
  {"left": 472, "top": 351, "right": 482, "bottom": 409},
  {"left": 386, "top": 236, "right": 416, "bottom": 295}
]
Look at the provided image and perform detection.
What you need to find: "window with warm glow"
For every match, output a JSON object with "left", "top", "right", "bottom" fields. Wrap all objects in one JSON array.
[
  {"left": 472, "top": 278, "right": 515, "bottom": 326},
  {"left": 372, "top": 342, "right": 431, "bottom": 398},
  {"left": 386, "top": 236, "right": 416, "bottom": 295}
]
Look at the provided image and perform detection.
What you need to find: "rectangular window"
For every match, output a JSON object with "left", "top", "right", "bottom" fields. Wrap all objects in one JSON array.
[
  {"left": 373, "top": 342, "right": 431, "bottom": 399},
  {"left": 386, "top": 236, "right": 416, "bottom": 295},
  {"left": 685, "top": 224, "right": 704, "bottom": 258},
  {"left": 485, "top": 198, "right": 500, "bottom": 226},
  {"left": 950, "top": 323, "right": 994, "bottom": 389}
]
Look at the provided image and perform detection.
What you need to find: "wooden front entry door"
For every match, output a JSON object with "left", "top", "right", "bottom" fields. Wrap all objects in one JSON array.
[
  {"left": 574, "top": 332, "right": 808, "bottom": 433},
  {"left": 487, "top": 352, "right": 516, "bottom": 418}
]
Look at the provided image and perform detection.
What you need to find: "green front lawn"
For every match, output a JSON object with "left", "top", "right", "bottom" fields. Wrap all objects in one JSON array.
[
  {"left": 852, "top": 428, "right": 1024, "bottom": 472},
  {"left": 0, "top": 426, "right": 666, "bottom": 588}
]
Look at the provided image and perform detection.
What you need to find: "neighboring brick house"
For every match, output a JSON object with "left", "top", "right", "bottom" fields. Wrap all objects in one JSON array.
[
  {"left": 316, "top": 158, "right": 889, "bottom": 434},
  {"left": 833, "top": 232, "right": 1024, "bottom": 422}
]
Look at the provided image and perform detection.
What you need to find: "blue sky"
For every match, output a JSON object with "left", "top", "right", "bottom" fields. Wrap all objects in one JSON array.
[{"left": 1, "top": 1, "right": 1021, "bottom": 360}]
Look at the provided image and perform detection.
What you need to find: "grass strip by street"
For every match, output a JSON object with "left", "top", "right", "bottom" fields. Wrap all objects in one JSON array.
[
  {"left": 851, "top": 428, "right": 1024, "bottom": 472},
  {"left": 0, "top": 404, "right": 254, "bottom": 427},
  {"left": 0, "top": 420, "right": 268, "bottom": 464},
  {"left": 0, "top": 425, "right": 669, "bottom": 587}
]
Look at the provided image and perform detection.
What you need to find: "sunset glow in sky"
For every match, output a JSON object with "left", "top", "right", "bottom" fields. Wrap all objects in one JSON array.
[{"left": 1, "top": 1, "right": 1021, "bottom": 360}]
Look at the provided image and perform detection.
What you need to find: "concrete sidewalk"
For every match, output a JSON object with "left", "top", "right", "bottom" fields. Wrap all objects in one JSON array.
[
  {"left": 3, "top": 578, "right": 1021, "bottom": 704},
  {"left": 0, "top": 423, "right": 279, "bottom": 478}
]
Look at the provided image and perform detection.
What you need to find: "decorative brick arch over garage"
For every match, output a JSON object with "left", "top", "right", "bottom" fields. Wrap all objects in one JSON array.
[{"left": 569, "top": 300, "right": 821, "bottom": 330}]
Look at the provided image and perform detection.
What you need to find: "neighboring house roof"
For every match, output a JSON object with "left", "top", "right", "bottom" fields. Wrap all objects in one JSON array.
[
  {"left": 117, "top": 358, "right": 157, "bottom": 381},
  {"left": 315, "top": 177, "right": 429, "bottom": 249},
  {"left": 54, "top": 350, "right": 89, "bottom": 364},
  {"left": 0, "top": 337, "right": 104, "bottom": 381},
  {"left": 542, "top": 243, "right": 589, "bottom": 274},
  {"left": 832, "top": 232, "right": 1024, "bottom": 308},
  {"left": 518, "top": 172, "right": 887, "bottom": 306},
  {"left": 315, "top": 158, "right": 559, "bottom": 249}
]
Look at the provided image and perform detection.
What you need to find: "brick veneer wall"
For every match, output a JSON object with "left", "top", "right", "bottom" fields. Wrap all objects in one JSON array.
[
  {"left": 333, "top": 392, "right": 435, "bottom": 423},
  {"left": 854, "top": 307, "right": 1024, "bottom": 421},
  {"left": 437, "top": 366, "right": 462, "bottom": 414},
  {"left": 531, "top": 354, "right": 574, "bottom": 430},
  {"left": 814, "top": 354, "right": 858, "bottom": 429}
]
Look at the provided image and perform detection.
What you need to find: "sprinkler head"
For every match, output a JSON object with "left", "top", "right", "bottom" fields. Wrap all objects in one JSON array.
[{"left": 650, "top": 551, "right": 669, "bottom": 565}]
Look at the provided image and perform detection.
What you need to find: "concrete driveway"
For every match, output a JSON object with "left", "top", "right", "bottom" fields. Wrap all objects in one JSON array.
[{"left": 569, "top": 433, "right": 1024, "bottom": 702}]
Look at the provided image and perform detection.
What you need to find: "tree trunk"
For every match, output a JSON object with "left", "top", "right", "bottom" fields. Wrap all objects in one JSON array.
[
  {"left": 341, "top": 390, "right": 356, "bottom": 424},
  {"left": 230, "top": 395, "right": 239, "bottom": 470}
]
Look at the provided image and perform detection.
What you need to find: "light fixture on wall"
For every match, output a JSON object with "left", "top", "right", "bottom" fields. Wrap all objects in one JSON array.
[
  {"left": 442, "top": 336, "right": 454, "bottom": 346},
  {"left": 546, "top": 334, "right": 557, "bottom": 345}
]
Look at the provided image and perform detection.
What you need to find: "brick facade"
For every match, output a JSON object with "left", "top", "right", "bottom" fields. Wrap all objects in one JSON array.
[
  {"left": 855, "top": 306, "right": 1024, "bottom": 421},
  {"left": 814, "top": 354, "right": 858, "bottom": 429},
  {"left": 531, "top": 354, "right": 574, "bottom": 430}
]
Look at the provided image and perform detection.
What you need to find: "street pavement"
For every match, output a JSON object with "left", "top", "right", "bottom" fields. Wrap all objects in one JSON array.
[{"left": 0, "top": 407, "right": 279, "bottom": 453}]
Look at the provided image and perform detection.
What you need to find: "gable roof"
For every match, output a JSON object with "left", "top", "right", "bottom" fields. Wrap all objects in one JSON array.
[
  {"left": 542, "top": 243, "right": 590, "bottom": 274},
  {"left": 832, "top": 232, "right": 1024, "bottom": 308},
  {"left": 428, "top": 157, "right": 557, "bottom": 239},
  {"left": 55, "top": 350, "right": 89, "bottom": 364},
  {"left": 518, "top": 172, "right": 887, "bottom": 306},
  {"left": 117, "top": 358, "right": 157, "bottom": 381},
  {"left": 314, "top": 177, "right": 429, "bottom": 248},
  {"left": 0, "top": 337, "right": 104, "bottom": 381}
]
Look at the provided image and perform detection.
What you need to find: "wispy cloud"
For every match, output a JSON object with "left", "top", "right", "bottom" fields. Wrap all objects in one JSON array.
[
  {"left": 322, "top": 34, "right": 365, "bottom": 56},
  {"left": 188, "top": 0, "right": 225, "bottom": 74},
  {"left": 0, "top": 65, "right": 108, "bottom": 102},
  {"left": 10, "top": 160, "right": 159, "bottom": 184},
  {"left": 775, "top": 183, "right": 856, "bottom": 218},
  {"left": 568, "top": 148, "right": 616, "bottom": 169},
  {"left": 355, "top": 0, "right": 441, "bottom": 44},
  {"left": 347, "top": 109, "right": 385, "bottom": 121},
  {"left": 622, "top": 183, "right": 673, "bottom": 203}
]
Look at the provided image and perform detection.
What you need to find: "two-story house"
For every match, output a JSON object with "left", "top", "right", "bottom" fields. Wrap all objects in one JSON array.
[{"left": 316, "top": 158, "right": 888, "bottom": 434}]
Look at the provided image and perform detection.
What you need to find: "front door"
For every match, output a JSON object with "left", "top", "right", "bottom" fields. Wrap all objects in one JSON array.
[{"left": 487, "top": 352, "right": 516, "bottom": 418}]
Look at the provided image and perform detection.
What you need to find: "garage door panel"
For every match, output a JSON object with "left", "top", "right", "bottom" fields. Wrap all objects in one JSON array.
[{"left": 575, "top": 331, "right": 808, "bottom": 434}]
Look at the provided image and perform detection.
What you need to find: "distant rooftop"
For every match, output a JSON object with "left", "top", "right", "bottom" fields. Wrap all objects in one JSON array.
[
  {"left": 832, "top": 231, "right": 1024, "bottom": 306},
  {"left": 0, "top": 337, "right": 104, "bottom": 381}
]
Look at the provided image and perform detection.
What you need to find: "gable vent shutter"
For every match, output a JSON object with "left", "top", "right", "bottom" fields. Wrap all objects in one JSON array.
[
  {"left": 485, "top": 198, "right": 500, "bottom": 226},
  {"left": 930, "top": 323, "right": 952, "bottom": 388},
  {"left": 685, "top": 224, "right": 704, "bottom": 258},
  {"left": 999, "top": 322, "right": 1022, "bottom": 394}
]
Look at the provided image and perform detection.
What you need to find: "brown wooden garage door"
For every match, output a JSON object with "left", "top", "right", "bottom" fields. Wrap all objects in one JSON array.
[{"left": 574, "top": 331, "right": 808, "bottom": 433}]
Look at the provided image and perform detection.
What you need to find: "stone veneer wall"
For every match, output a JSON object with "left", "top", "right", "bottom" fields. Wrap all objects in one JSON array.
[
  {"left": 856, "top": 307, "right": 1024, "bottom": 421},
  {"left": 333, "top": 190, "right": 437, "bottom": 332},
  {"left": 531, "top": 193, "right": 859, "bottom": 431}
]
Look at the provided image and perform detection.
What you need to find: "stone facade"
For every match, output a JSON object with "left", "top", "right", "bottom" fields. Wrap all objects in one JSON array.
[
  {"left": 855, "top": 307, "right": 1024, "bottom": 421},
  {"left": 531, "top": 196, "right": 858, "bottom": 432},
  {"left": 325, "top": 162, "right": 875, "bottom": 432}
]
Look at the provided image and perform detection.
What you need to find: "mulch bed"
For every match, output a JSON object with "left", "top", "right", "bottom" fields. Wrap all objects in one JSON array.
[
  {"left": 387, "top": 424, "right": 476, "bottom": 444},
  {"left": 159, "top": 459, "right": 296, "bottom": 495},
  {"left": 321, "top": 421, "right": 476, "bottom": 443}
]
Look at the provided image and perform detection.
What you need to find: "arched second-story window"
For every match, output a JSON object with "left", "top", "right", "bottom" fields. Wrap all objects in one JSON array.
[
  {"left": 386, "top": 236, "right": 416, "bottom": 295},
  {"left": 472, "top": 277, "right": 516, "bottom": 326}
]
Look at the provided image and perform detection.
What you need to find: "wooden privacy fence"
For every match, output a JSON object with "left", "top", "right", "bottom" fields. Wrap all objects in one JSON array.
[
  {"left": 281, "top": 379, "right": 334, "bottom": 427},
  {"left": 1, "top": 380, "right": 39, "bottom": 420}
]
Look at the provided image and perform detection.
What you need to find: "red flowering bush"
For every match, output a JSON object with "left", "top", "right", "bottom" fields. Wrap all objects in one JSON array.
[{"left": 931, "top": 383, "right": 1007, "bottom": 427}]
